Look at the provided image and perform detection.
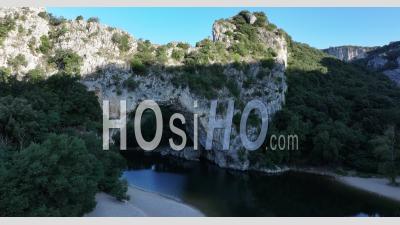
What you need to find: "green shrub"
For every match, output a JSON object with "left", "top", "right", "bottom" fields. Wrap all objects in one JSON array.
[
  {"left": 48, "top": 14, "right": 66, "bottom": 26},
  {"left": 231, "top": 42, "right": 248, "bottom": 56},
  {"left": 266, "top": 23, "right": 277, "bottom": 31},
  {"left": 49, "top": 25, "right": 68, "bottom": 39},
  {"left": 111, "top": 33, "right": 131, "bottom": 52},
  {"left": 260, "top": 58, "right": 275, "bottom": 69},
  {"left": 87, "top": 17, "right": 99, "bottom": 23},
  {"left": 0, "top": 67, "right": 11, "bottom": 83},
  {"left": 25, "top": 67, "right": 45, "bottom": 81},
  {"left": 176, "top": 42, "right": 190, "bottom": 50},
  {"left": 39, "top": 35, "right": 52, "bottom": 54},
  {"left": 76, "top": 15, "right": 84, "bottom": 21},
  {"left": 130, "top": 57, "right": 147, "bottom": 75},
  {"left": 37, "top": 11, "right": 49, "bottom": 20},
  {"left": 17, "top": 24, "right": 24, "bottom": 34},
  {"left": 171, "top": 48, "right": 185, "bottom": 61},
  {"left": 0, "top": 16, "right": 16, "bottom": 45},
  {"left": 49, "top": 49, "right": 82, "bottom": 75},
  {"left": 253, "top": 12, "right": 268, "bottom": 27},
  {"left": 28, "top": 37, "right": 36, "bottom": 53},
  {"left": 135, "top": 40, "right": 155, "bottom": 65},
  {"left": 156, "top": 46, "right": 168, "bottom": 64},
  {"left": 8, "top": 54, "right": 27, "bottom": 71}
]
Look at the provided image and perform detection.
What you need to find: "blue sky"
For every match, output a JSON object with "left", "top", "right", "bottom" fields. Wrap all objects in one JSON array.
[{"left": 47, "top": 8, "right": 400, "bottom": 49}]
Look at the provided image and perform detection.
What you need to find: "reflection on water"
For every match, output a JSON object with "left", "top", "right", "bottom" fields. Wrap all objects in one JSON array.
[{"left": 121, "top": 151, "right": 400, "bottom": 216}]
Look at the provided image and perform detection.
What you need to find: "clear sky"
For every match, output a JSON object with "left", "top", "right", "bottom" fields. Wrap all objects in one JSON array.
[{"left": 47, "top": 7, "right": 400, "bottom": 49}]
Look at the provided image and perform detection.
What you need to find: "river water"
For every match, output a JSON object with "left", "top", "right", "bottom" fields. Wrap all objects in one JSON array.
[{"left": 121, "top": 151, "right": 400, "bottom": 216}]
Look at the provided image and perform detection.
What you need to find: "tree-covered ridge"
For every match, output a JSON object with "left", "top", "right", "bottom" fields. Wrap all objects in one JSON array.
[
  {"left": 266, "top": 42, "right": 400, "bottom": 179},
  {"left": 0, "top": 75, "right": 128, "bottom": 216}
]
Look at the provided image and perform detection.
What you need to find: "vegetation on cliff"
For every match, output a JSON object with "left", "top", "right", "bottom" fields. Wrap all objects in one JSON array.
[{"left": 265, "top": 42, "right": 400, "bottom": 181}]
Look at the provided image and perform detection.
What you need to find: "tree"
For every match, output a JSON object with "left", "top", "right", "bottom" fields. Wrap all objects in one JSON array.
[
  {"left": 0, "top": 96, "right": 41, "bottom": 150},
  {"left": 48, "top": 49, "right": 82, "bottom": 75},
  {"left": 111, "top": 33, "right": 131, "bottom": 52},
  {"left": 0, "top": 134, "right": 102, "bottom": 216},
  {"left": 371, "top": 125, "right": 399, "bottom": 185},
  {"left": 39, "top": 35, "right": 52, "bottom": 54}
]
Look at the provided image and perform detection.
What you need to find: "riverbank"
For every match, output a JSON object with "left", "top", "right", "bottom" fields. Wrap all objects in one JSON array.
[
  {"left": 85, "top": 185, "right": 204, "bottom": 217},
  {"left": 338, "top": 176, "right": 400, "bottom": 202},
  {"left": 292, "top": 167, "right": 400, "bottom": 202}
]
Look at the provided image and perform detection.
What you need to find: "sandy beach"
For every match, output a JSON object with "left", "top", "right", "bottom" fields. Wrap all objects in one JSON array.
[
  {"left": 338, "top": 176, "right": 400, "bottom": 202},
  {"left": 292, "top": 167, "right": 400, "bottom": 202},
  {"left": 85, "top": 170, "right": 400, "bottom": 217},
  {"left": 85, "top": 186, "right": 204, "bottom": 217}
]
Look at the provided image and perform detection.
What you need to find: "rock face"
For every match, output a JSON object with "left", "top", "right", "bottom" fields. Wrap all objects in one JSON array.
[
  {"left": 0, "top": 7, "right": 134, "bottom": 78},
  {"left": 358, "top": 41, "right": 400, "bottom": 84},
  {"left": 323, "top": 46, "right": 375, "bottom": 62},
  {"left": 324, "top": 43, "right": 400, "bottom": 85},
  {"left": 0, "top": 8, "right": 288, "bottom": 171},
  {"left": 354, "top": 41, "right": 400, "bottom": 84}
]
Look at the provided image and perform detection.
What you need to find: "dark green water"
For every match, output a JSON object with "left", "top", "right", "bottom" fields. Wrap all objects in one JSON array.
[{"left": 121, "top": 151, "right": 400, "bottom": 216}]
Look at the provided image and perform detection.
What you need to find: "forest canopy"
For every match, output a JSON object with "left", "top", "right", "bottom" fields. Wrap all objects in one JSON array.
[{"left": 0, "top": 74, "right": 128, "bottom": 216}]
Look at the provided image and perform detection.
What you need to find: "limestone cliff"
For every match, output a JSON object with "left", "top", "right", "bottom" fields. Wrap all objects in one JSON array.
[
  {"left": 0, "top": 8, "right": 288, "bottom": 171},
  {"left": 354, "top": 41, "right": 400, "bottom": 84},
  {"left": 323, "top": 46, "right": 375, "bottom": 62},
  {"left": 324, "top": 43, "right": 400, "bottom": 85}
]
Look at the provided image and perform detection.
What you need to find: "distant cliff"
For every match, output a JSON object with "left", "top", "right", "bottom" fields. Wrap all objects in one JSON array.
[
  {"left": 323, "top": 46, "right": 376, "bottom": 62},
  {"left": 354, "top": 41, "right": 400, "bottom": 84},
  {"left": 324, "top": 43, "right": 400, "bottom": 85}
]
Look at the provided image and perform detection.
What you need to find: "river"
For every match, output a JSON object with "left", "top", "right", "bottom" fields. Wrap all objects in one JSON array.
[{"left": 121, "top": 151, "right": 400, "bottom": 216}]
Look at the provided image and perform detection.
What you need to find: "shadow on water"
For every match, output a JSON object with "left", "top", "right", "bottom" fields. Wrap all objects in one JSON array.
[{"left": 121, "top": 151, "right": 400, "bottom": 217}]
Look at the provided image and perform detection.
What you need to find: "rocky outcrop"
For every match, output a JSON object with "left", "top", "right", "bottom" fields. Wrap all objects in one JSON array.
[
  {"left": 324, "top": 42, "right": 400, "bottom": 85},
  {"left": 323, "top": 46, "right": 375, "bottom": 62},
  {"left": 354, "top": 41, "right": 400, "bottom": 84},
  {"left": 0, "top": 7, "right": 134, "bottom": 77},
  {"left": 0, "top": 8, "right": 288, "bottom": 171}
]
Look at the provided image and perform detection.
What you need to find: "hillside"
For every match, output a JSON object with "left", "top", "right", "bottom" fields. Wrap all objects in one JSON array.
[
  {"left": 0, "top": 8, "right": 292, "bottom": 171},
  {"left": 1, "top": 7, "right": 399, "bottom": 174},
  {"left": 324, "top": 42, "right": 400, "bottom": 84},
  {"left": 1, "top": 7, "right": 400, "bottom": 216}
]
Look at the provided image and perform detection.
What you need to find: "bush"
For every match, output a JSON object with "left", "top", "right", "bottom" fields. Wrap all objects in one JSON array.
[
  {"left": 111, "top": 33, "right": 131, "bottom": 52},
  {"left": 176, "top": 42, "right": 190, "bottom": 50},
  {"left": 25, "top": 67, "right": 45, "bottom": 81},
  {"left": 156, "top": 46, "right": 168, "bottom": 64},
  {"left": 75, "top": 15, "right": 84, "bottom": 21},
  {"left": 8, "top": 54, "right": 27, "bottom": 71},
  {"left": 87, "top": 17, "right": 99, "bottom": 23},
  {"left": 253, "top": 12, "right": 268, "bottom": 27},
  {"left": 130, "top": 57, "right": 147, "bottom": 75},
  {"left": 48, "top": 14, "right": 66, "bottom": 26},
  {"left": 0, "top": 16, "right": 16, "bottom": 45},
  {"left": 39, "top": 35, "right": 52, "bottom": 54},
  {"left": 231, "top": 42, "right": 248, "bottom": 56},
  {"left": 17, "top": 25, "right": 24, "bottom": 34},
  {"left": 49, "top": 49, "right": 82, "bottom": 75},
  {"left": 28, "top": 37, "right": 36, "bottom": 53},
  {"left": 260, "top": 58, "right": 275, "bottom": 69},
  {"left": 171, "top": 48, "right": 185, "bottom": 61},
  {"left": 37, "top": 11, "right": 49, "bottom": 20},
  {"left": 0, "top": 67, "right": 11, "bottom": 83},
  {"left": 49, "top": 25, "right": 68, "bottom": 39}
]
